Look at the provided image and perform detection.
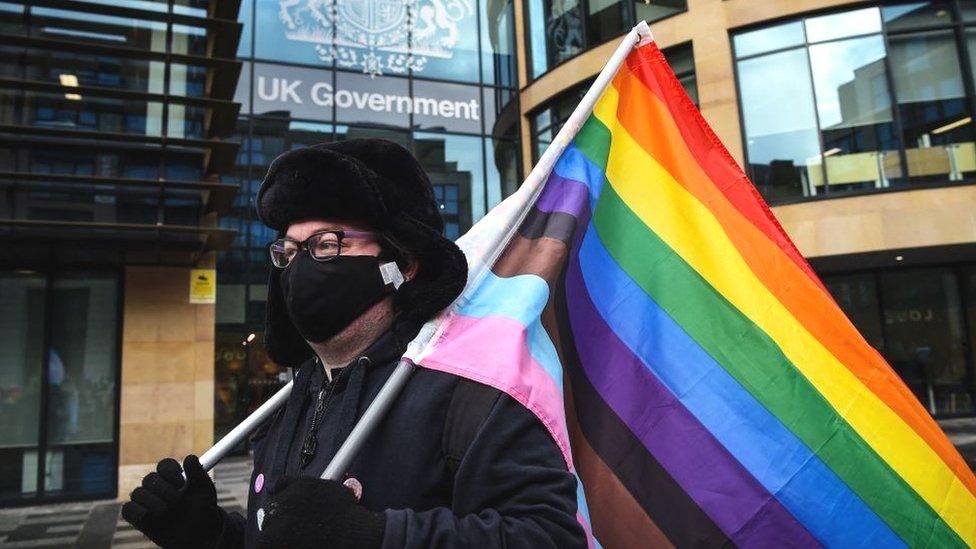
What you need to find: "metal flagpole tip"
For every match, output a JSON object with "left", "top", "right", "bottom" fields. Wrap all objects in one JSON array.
[{"left": 634, "top": 20, "right": 654, "bottom": 45}]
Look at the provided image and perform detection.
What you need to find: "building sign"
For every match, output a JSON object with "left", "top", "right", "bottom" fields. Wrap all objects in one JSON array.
[
  {"left": 252, "top": 63, "right": 483, "bottom": 134},
  {"left": 190, "top": 269, "right": 217, "bottom": 304},
  {"left": 278, "top": 0, "right": 475, "bottom": 76}
]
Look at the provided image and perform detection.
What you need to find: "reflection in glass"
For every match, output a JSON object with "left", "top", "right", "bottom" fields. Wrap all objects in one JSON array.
[
  {"left": 804, "top": 7, "right": 881, "bottom": 43},
  {"left": 0, "top": 274, "right": 45, "bottom": 499},
  {"left": 889, "top": 31, "right": 975, "bottom": 184},
  {"left": 526, "top": 0, "right": 584, "bottom": 79},
  {"left": 172, "top": 24, "right": 209, "bottom": 56},
  {"left": 485, "top": 137, "right": 520, "bottom": 208},
  {"left": 18, "top": 90, "right": 164, "bottom": 138},
  {"left": 414, "top": 132, "right": 483, "bottom": 234},
  {"left": 29, "top": 8, "right": 168, "bottom": 51},
  {"left": 481, "top": 0, "right": 517, "bottom": 87},
  {"left": 965, "top": 268, "right": 976, "bottom": 413},
  {"left": 634, "top": 0, "right": 686, "bottom": 26},
  {"left": 7, "top": 182, "right": 161, "bottom": 225},
  {"left": 250, "top": 118, "right": 334, "bottom": 168},
  {"left": 45, "top": 276, "right": 117, "bottom": 446},
  {"left": 254, "top": 0, "right": 332, "bottom": 66},
  {"left": 17, "top": 48, "right": 158, "bottom": 95},
  {"left": 733, "top": 21, "right": 804, "bottom": 58},
  {"left": 238, "top": 0, "right": 253, "bottom": 58},
  {"left": 881, "top": 269, "right": 972, "bottom": 415},
  {"left": 586, "top": 0, "right": 627, "bottom": 46},
  {"left": 737, "top": 48, "right": 822, "bottom": 201},
  {"left": 44, "top": 274, "right": 118, "bottom": 495},
  {"left": 531, "top": 81, "right": 589, "bottom": 163},
  {"left": 415, "top": 0, "right": 480, "bottom": 83},
  {"left": 882, "top": 1, "right": 953, "bottom": 30},
  {"left": 809, "top": 35, "right": 902, "bottom": 192}
]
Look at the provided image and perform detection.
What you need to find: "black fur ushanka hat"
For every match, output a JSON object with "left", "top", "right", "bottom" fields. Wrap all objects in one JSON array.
[{"left": 255, "top": 138, "right": 468, "bottom": 367}]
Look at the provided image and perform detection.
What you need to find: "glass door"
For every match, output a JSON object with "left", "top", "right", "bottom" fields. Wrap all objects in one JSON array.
[
  {"left": 0, "top": 273, "right": 46, "bottom": 501},
  {"left": 0, "top": 271, "right": 120, "bottom": 504}
]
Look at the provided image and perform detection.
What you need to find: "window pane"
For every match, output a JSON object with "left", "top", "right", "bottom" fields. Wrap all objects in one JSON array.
[
  {"left": 481, "top": 0, "right": 517, "bottom": 87},
  {"left": 634, "top": 0, "right": 686, "bottom": 25},
  {"left": 962, "top": 2, "right": 976, "bottom": 21},
  {"left": 414, "top": 1, "right": 480, "bottom": 83},
  {"left": 171, "top": 24, "right": 208, "bottom": 56},
  {"left": 527, "top": 0, "right": 584, "bottom": 79},
  {"left": 252, "top": 63, "right": 334, "bottom": 121},
  {"left": 29, "top": 8, "right": 168, "bottom": 51},
  {"left": 586, "top": 0, "right": 629, "bottom": 46},
  {"left": 530, "top": 81, "right": 589, "bottom": 163},
  {"left": 238, "top": 0, "right": 253, "bottom": 58},
  {"left": 254, "top": 0, "right": 333, "bottom": 66},
  {"left": 737, "top": 48, "right": 822, "bottom": 201},
  {"left": 805, "top": 7, "right": 881, "bottom": 43},
  {"left": 410, "top": 80, "right": 483, "bottom": 134},
  {"left": 809, "top": 35, "right": 902, "bottom": 192},
  {"left": 413, "top": 132, "right": 483, "bottom": 234},
  {"left": 733, "top": 21, "right": 804, "bottom": 58},
  {"left": 882, "top": 1, "right": 954, "bottom": 30},
  {"left": 964, "top": 268, "right": 976, "bottom": 413},
  {"left": 335, "top": 71, "right": 410, "bottom": 128},
  {"left": 0, "top": 274, "right": 46, "bottom": 500},
  {"left": 43, "top": 273, "right": 117, "bottom": 496},
  {"left": 881, "top": 269, "right": 972, "bottom": 416},
  {"left": 889, "top": 31, "right": 976, "bottom": 184},
  {"left": 45, "top": 278, "right": 118, "bottom": 425},
  {"left": 13, "top": 90, "right": 164, "bottom": 138},
  {"left": 485, "top": 137, "right": 520, "bottom": 207},
  {"left": 14, "top": 47, "right": 162, "bottom": 96}
]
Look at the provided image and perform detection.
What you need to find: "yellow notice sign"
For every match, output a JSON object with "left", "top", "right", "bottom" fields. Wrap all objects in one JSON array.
[{"left": 190, "top": 269, "right": 216, "bottom": 304}]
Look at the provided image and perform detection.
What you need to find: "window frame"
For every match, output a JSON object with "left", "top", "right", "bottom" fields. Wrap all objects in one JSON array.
[{"left": 731, "top": 0, "right": 976, "bottom": 205}]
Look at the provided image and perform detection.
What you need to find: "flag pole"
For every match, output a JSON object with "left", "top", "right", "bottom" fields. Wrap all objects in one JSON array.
[
  {"left": 199, "top": 379, "right": 293, "bottom": 471},
  {"left": 196, "top": 20, "right": 654, "bottom": 476}
]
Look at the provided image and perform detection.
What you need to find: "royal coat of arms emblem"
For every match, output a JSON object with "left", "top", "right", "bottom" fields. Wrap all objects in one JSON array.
[{"left": 278, "top": 0, "right": 474, "bottom": 76}]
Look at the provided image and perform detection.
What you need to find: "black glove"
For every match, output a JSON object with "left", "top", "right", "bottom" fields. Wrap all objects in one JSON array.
[
  {"left": 121, "top": 454, "right": 227, "bottom": 549},
  {"left": 258, "top": 476, "right": 385, "bottom": 549}
]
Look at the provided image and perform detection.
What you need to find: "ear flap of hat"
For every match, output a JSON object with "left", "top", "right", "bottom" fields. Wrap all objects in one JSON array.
[
  {"left": 265, "top": 267, "right": 314, "bottom": 368},
  {"left": 389, "top": 214, "right": 467, "bottom": 327}
]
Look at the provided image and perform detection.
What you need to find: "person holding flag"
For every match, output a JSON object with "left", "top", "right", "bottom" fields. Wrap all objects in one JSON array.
[
  {"left": 122, "top": 19, "right": 976, "bottom": 548},
  {"left": 119, "top": 138, "right": 588, "bottom": 548}
]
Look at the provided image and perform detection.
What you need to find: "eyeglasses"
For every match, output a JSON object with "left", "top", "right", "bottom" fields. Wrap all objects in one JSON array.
[{"left": 269, "top": 230, "right": 377, "bottom": 268}]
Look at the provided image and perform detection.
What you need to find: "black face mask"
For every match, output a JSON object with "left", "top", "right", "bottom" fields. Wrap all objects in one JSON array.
[{"left": 279, "top": 252, "right": 392, "bottom": 343}]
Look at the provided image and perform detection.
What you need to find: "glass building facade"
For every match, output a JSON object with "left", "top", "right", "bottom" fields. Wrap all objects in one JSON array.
[
  {"left": 525, "top": 0, "right": 687, "bottom": 79},
  {"left": 0, "top": 0, "right": 242, "bottom": 503},
  {"left": 733, "top": 2, "right": 976, "bottom": 203},
  {"left": 214, "top": 0, "right": 522, "bottom": 441}
]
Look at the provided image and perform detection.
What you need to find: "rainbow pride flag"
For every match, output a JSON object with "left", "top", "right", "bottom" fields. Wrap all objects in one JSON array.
[{"left": 405, "top": 33, "right": 976, "bottom": 547}]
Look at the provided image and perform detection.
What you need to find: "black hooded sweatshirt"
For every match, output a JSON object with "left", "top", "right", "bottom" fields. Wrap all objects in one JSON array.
[{"left": 217, "top": 328, "right": 586, "bottom": 548}]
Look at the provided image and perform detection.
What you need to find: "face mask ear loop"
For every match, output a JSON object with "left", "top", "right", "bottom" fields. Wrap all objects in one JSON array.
[{"left": 379, "top": 261, "right": 405, "bottom": 291}]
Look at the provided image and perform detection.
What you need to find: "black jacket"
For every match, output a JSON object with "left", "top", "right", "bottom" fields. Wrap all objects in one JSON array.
[{"left": 221, "top": 329, "right": 586, "bottom": 548}]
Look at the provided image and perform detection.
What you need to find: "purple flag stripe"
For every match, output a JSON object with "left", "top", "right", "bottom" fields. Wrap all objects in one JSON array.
[{"left": 536, "top": 172, "right": 591, "bottom": 217}]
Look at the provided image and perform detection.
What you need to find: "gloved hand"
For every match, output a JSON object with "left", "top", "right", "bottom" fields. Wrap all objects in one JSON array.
[
  {"left": 258, "top": 476, "right": 385, "bottom": 549},
  {"left": 121, "top": 454, "right": 227, "bottom": 549}
]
